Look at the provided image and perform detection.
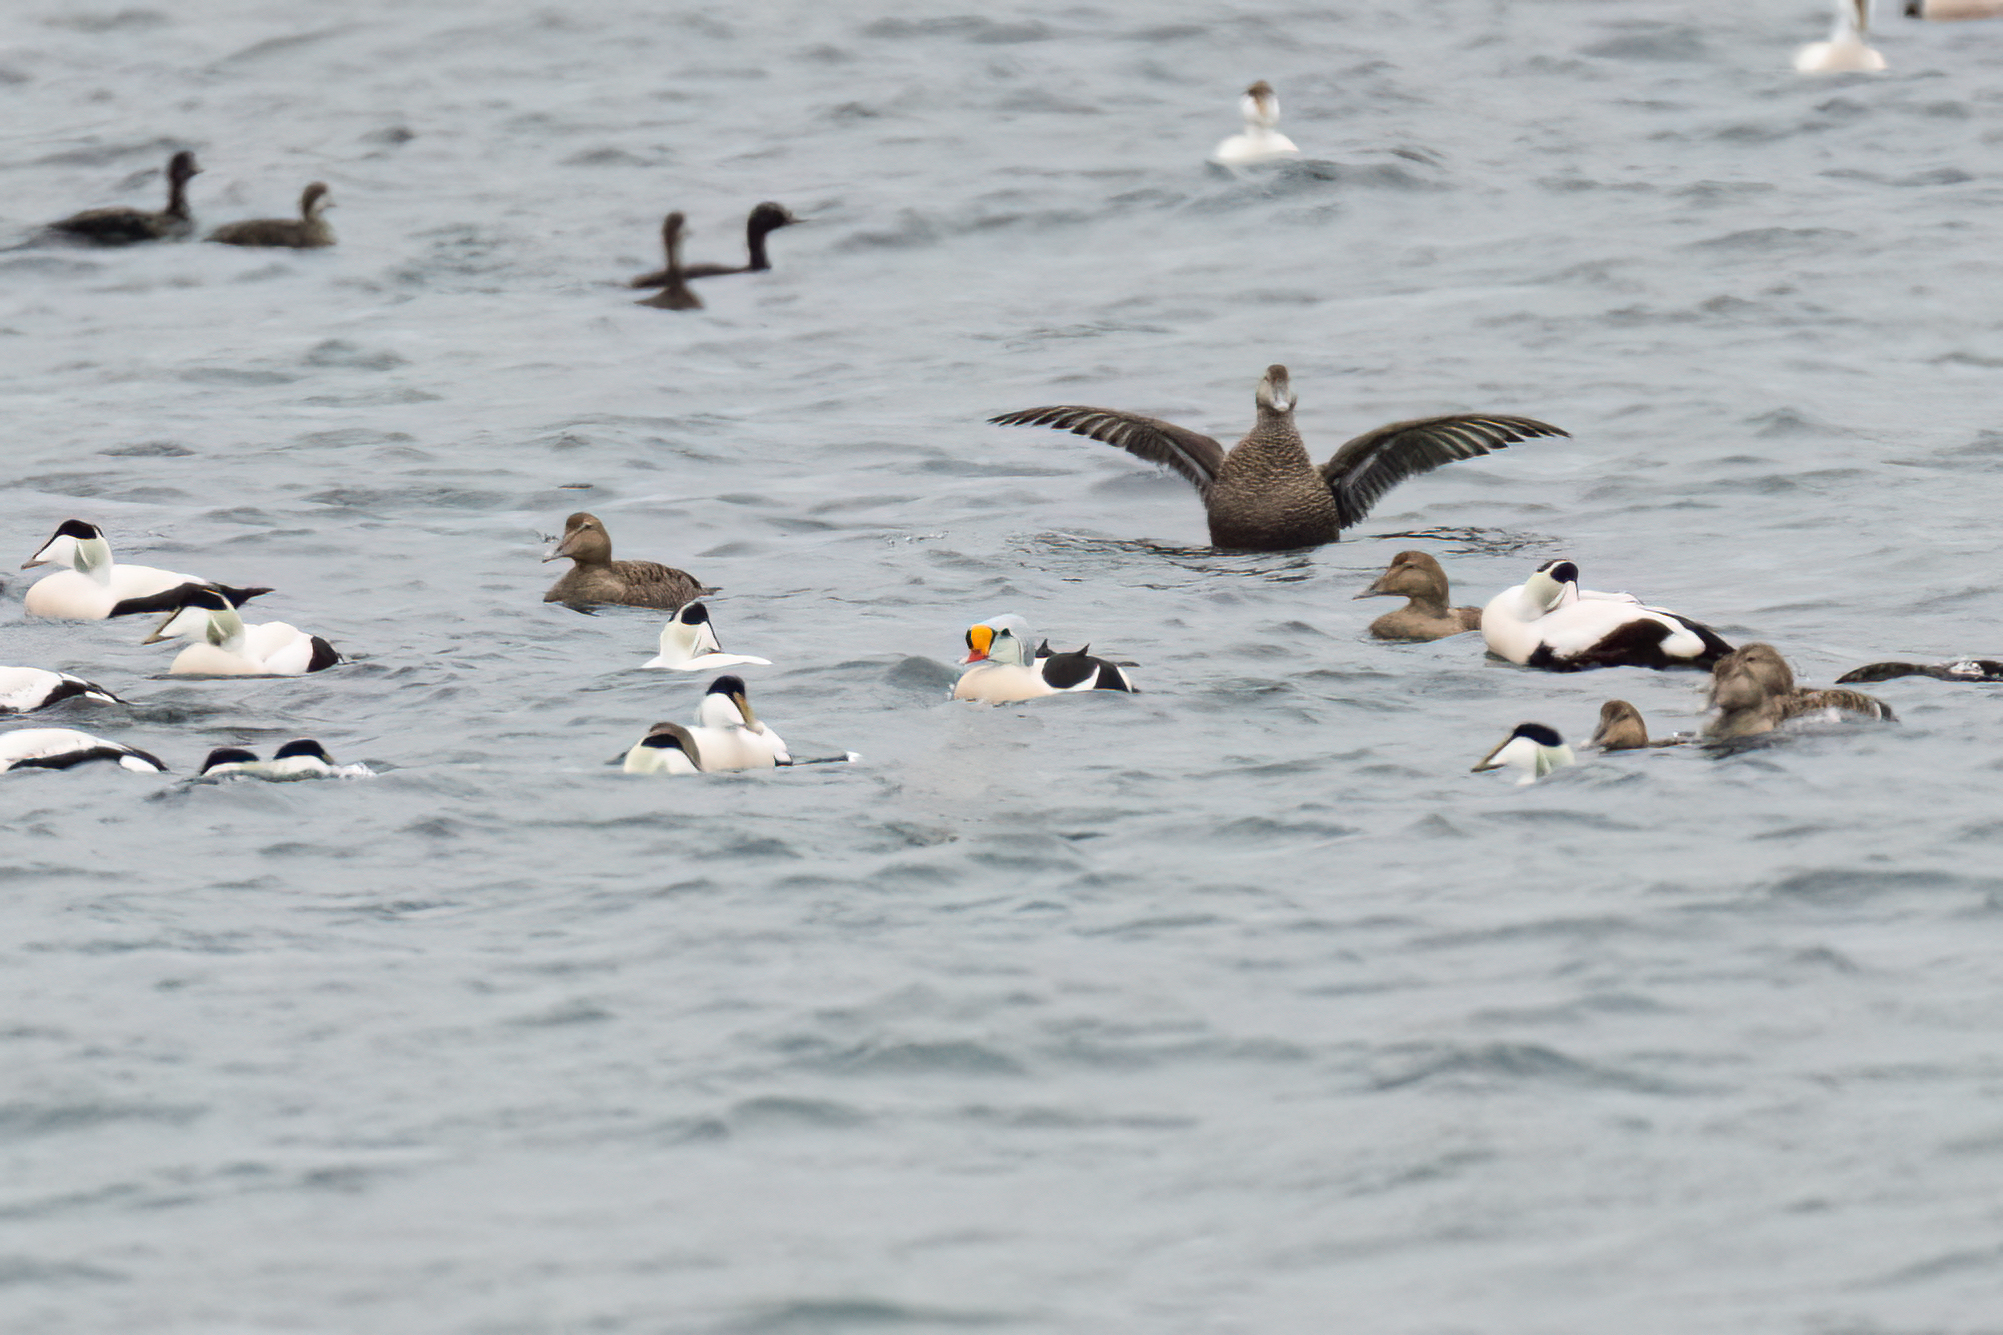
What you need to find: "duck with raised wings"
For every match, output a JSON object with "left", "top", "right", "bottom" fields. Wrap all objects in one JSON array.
[
  {"left": 1482, "top": 559, "right": 1734, "bottom": 671},
  {"left": 991, "top": 365, "right": 1566, "bottom": 551}
]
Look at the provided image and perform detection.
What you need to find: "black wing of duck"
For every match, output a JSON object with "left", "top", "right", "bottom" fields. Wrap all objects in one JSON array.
[
  {"left": 1320, "top": 415, "right": 1570, "bottom": 529},
  {"left": 987, "top": 406, "right": 1227, "bottom": 495},
  {"left": 1836, "top": 659, "right": 2003, "bottom": 683}
]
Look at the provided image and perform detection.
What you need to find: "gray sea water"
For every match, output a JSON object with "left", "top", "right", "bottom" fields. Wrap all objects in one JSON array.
[{"left": 5, "top": 1, "right": 2003, "bottom": 1330}]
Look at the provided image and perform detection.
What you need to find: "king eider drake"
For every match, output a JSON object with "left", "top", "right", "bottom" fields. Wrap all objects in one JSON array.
[
  {"left": 1707, "top": 643, "right": 1895, "bottom": 739},
  {"left": 207, "top": 182, "right": 335, "bottom": 248},
  {"left": 21, "top": 520, "right": 271, "bottom": 620},
  {"left": 0, "top": 667, "right": 125, "bottom": 716},
  {"left": 990, "top": 365, "right": 1567, "bottom": 552},
  {"left": 0, "top": 728, "right": 166, "bottom": 774},
  {"left": 622, "top": 674, "right": 790, "bottom": 773},
  {"left": 1356, "top": 550, "right": 1483, "bottom": 641},
  {"left": 952, "top": 617, "right": 1136, "bottom": 703},
  {"left": 544, "top": 512, "right": 708, "bottom": 611},
  {"left": 198, "top": 738, "right": 368, "bottom": 780},
  {"left": 143, "top": 588, "right": 342, "bottom": 676},
  {"left": 1797, "top": 0, "right": 1887, "bottom": 71},
  {"left": 1212, "top": 80, "right": 1301, "bottom": 166},
  {"left": 1481, "top": 560, "right": 1734, "bottom": 671},
  {"left": 48, "top": 150, "right": 201, "bottom": 245},
  {"left": 1471, "top": 723, "right": 1574, "bottom": 785},
  {"left": 642, "top": 602, "right": 772, "bottom": 671}
]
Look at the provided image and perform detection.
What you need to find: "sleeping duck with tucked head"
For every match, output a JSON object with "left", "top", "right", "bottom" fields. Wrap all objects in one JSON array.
[
  {"left": 21, "top": 519, "right": 271, "bottom": 620},
  {"left": 1355, "top": 550, "right": 1482, "bottom": 641},
  {"left": 143, "top": 587, "right": 342, "bottom": 676},
  {"left": 1481, "top": 559, "right": 1734, "bottom": 671},
  {"left": 951, "top": 616, "right": 1136, "bottom": 703},
  {"left": 991, "top": 365, "right": 1567, "bottom": 552}
]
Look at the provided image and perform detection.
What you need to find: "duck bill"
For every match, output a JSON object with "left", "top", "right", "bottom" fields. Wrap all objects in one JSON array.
[
  {"left": 732, "top": 692, "right": 759, "bottom": 729},
  {"left": 1470, "top": 738, "right": 1510, "bottom": 772},
  {"left": 1353, "top": 576, "right": 1392, "bottom": 600},
  {"left": 960, "top": 624, "right": 995, "bottom": 665}
]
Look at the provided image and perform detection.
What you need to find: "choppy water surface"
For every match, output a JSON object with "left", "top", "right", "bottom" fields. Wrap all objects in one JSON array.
[{"left": 5, "top": 1, "right": 2003, "bottom": 1330}]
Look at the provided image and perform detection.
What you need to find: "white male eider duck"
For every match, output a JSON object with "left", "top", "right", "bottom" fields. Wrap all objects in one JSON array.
[
  {"left": 1708, "top": 643, "right": 1895, "bottom": 739},
  {"left": 143, "top": 588, "right": 342, "bottom": 676},
  {"left": 1356, "top": 551, "right": 1483, "bottom": 641},
  {"left": 1836, "top": 656, "right": 2003, "bottom": 683},
  {"left": 951, "top": 616, "right": 1136, "bottom": 703},
  {"left": 1212, "top": 81, "right": 1301, "bottom": 166},
  {"left": 1797, "top": 0, "right": 1887, "bottom": 71},
  {"left": 622, "top": 674, "right": 790, "bottom": 773},
  {"left": 0, "top": 728, "right": 166, "bottom": 774},
  {"left": 207, "top": 182, "right": 335, "bottom": 248},
  {"left": 641, "top": 602, "right": 772, "bottom": 671},
  {"left": 1471, "top": 723, "right": 1574, "bottom": 785},
  {"left": 0, "top": 667, "right": 125, "bottom": 716},
  {"left": 198, "top": 738, "right": 367, "bottom": 780},
  {"left": 48, "top": 150, "right": 201, "bottom": 245},
  {"left": 991, "top": 365, "right": 1567, "bottom": 551},
  {"left": 21, "top": 519, "right": 271, "bottom": 620},
  {"left": 1481, "top": 560, "right": 1734, "bottom": 671}
]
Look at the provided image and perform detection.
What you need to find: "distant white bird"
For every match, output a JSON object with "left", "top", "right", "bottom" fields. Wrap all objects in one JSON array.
[
  {"left": 641, "top": 602, "right": 772, "bottom": 671},
  {"left": 1212, "top": 80, "right": 1301, "bottom": 166},
  {"left": 1797, "top": 0, "right": 1887, "bottom": 71},
  {"left": 1471, "top": 723, "right": 1574, "bottom": 785},
  {"left": 0, "top": 727, "right": 166, "bottom": 774}
]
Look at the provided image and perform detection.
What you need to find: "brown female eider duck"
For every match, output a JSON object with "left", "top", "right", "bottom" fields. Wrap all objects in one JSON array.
[
  {"left": 1355, "top": 551, "right": 1482, "bottom": 641},
  {"left": 50, "top": 150, "right": 201, "bottom": 245},
  {"left": 1706, "top": 643, "right": 1894, "bottom": 739},
  {"left": 543, "top": 512, "right": 707, "bottom": 610},
  {"left": 1587, "top": 700, "right": 1690, "bottom": 751},
  {"left": 633, "top": 212, "right": 702, "bottom": 311},
  {"left": 990, "top": 365, "right": 1566, "bottom": 552},
  {"left": 208, "top": 182, "right": 335, "bottom": 248}
]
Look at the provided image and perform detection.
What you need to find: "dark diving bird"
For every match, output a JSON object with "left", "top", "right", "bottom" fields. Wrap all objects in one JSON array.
[
  {"left": 207, "top": 181, "right": 335, "bottom": 248},
  {"left": 990, "top": 365, "right": 1567, "bottom": 551},
  {"left": 49, "top": 150, "right": 202, "bottom": 245},
  {"left": 634, "top": 202, "right": 802, "bottom": 284},
  {"left": 633, "top": 212, "right": 702, "bottom": 310}
]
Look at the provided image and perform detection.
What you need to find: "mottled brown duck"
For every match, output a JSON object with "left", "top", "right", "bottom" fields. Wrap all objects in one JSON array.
[
  {"left": 542, "top": 513, "right": 707, "bottom": 610},
  {"left": 208, "top": 182, "right": 335, "bottom": 248}
]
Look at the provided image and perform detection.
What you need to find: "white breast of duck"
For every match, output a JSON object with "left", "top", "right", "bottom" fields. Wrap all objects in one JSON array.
[
  {"left": 690, "top": 674, "right": 790, "bottom": 767},
  {"left": 1796, "top": 0, "right": 1886, "bottom": 70},
  {"left": 1472, "top": 722, "right": 1574, "bottom": 785},
  {"left": 22, "top": 520, "right": 267, "bottom": 620},
  {"left": 952, "top": 618, "right": 1136, "bottom": 702},
  {"left": 1481, "top": 560, "right": 1732, "bottom": 671}
]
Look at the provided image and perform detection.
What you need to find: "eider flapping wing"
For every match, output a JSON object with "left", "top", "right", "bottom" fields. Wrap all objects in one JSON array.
[
  {"left": 1320, "top": 415, "right": 1569, "bottom": 528},
  {"left": 989, "top": 406, "right": 1226, "bottom": 493}
]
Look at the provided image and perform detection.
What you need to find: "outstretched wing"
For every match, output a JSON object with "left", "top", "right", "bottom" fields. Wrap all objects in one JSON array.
[
  {"left": 989, "top": 406, "right": 1226, "bottom": 494},
  {"left": 1320, "top": 415, "right": 1569, "bottom": 528}
]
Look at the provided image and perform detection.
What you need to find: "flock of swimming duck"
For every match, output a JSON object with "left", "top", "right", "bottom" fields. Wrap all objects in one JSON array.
[{"left": 9, "top": 11, "right": 2001, "bottom": 782}]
